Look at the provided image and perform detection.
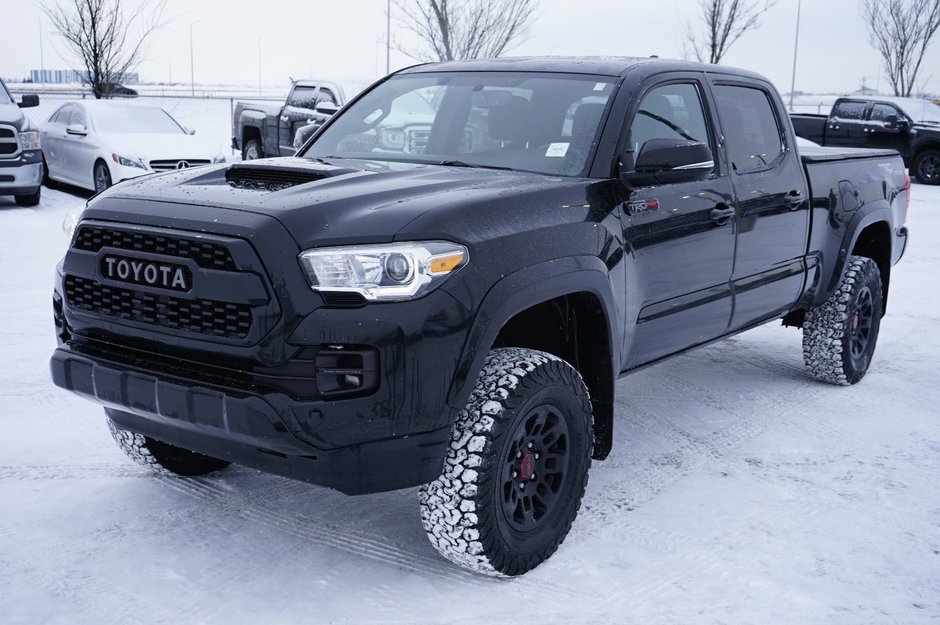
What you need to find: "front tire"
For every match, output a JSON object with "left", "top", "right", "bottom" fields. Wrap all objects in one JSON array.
[
  {"left": 106, "top": 414, "right": 230, "bottom": 477},
  {"left": 14, "top": 187, "right": 41, "bottom": 207},
  {"left": 242, "top": 137, "right": 263, "bottom": 160},
  {"left": 912, "top": 149, "right": 940, "bottom": 185},
  {"left": 419, "top": 348, "right": 593, "bottom": 576},
  {"left": 93, "top": 160, "right": 112, "bottom": 193},
  {"left": 803, "top": 255, "right": 883, "bottom": 385}
]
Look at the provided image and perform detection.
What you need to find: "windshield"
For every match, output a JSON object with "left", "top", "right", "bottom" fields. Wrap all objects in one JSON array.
[
  {"left": 93, "top": 106, "right": 185, "bottom": 134},
  {"left": 0, "top": 80, "right": 11, "bottom": 105},
  {"left": 895, "top": 98, "right": 940, "bottom": 124},
  {"left": 302, "top": 72, "right": 617, "bottom": 177}
]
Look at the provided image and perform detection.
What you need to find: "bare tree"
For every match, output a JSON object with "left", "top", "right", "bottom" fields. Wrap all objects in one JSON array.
[
  {"left": 685, "top": 0, "right": 776, "bottom": 65},
  {"left": 861, "top": 0, "right": 940, "bottom": 97},
  {"left": 45, "top": 0, "right": 167, "bottom": 99},
  {"left": 393, "top": 0, "right": 539, "bottom": 62}
]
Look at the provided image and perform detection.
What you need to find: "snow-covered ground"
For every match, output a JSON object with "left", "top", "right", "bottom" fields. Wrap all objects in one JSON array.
[{"left": 0, "top": 182, "right": 938, "bottom": 625}]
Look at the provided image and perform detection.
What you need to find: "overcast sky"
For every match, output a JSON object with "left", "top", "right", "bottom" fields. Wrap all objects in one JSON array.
[{"left": 3, "top": 0, "right": 939, "bottom": 96}]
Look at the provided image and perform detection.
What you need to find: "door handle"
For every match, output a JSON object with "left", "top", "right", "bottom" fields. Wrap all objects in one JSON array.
[
  {"left": 709, "top": 205, "right": 735, "bottom": 224},
  {"left": 280, "top": 115, "right": 290, "bottom": 123},
  {"left": 784, "top": 192, "right": 806, "bottom": 210},
  {"left": 829, "top": 124, "right": 840, "bottom": 131}
]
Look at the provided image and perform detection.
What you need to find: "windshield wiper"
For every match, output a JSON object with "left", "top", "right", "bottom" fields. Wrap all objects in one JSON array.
[{"left": 436, "top": 160, "right": 515, "bottom": 171}]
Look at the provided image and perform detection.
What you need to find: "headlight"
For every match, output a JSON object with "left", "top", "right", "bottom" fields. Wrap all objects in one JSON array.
[
  {"left": 213, "top": 152, "right": 227, "bottom": 164},
  {"left": 112, "top": 153, "right": 147, "bottom": 170},
  {"left": 62, "top": 210, "right": 80, "bottom": 242},
  {"left": 19, "top": 131, "right": 40, "bottom": 151},
  {"left": 298, "top": 241, "right": 468, "bottom": 301}
]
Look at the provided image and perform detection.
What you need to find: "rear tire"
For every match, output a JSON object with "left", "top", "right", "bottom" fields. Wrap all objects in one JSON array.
[
  {"left": 106, "top": 414, "right": 230, "bottom": 477},
  {"left": 912, "top": 149, "right": 940, "bottom": 185},
  {"left": 419, "top": 348, "right": 593, "bottom": 576},
  {"left": 242, "top": 137, "right": 263, "bottom": 160},
  {"left": 803, "top": 255, "right": 883, "bottom": 385},
  {"left": 14, "top": 187, "right": 41, "bottom": 207}
]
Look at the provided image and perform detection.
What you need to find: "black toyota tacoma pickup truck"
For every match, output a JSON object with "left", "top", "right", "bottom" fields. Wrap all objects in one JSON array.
[
  {"left": 51, "top": 57, "right": 909, "bottom": 577},
  {"left": 791, "top": 95, "right": 940, "bottom": 184}
]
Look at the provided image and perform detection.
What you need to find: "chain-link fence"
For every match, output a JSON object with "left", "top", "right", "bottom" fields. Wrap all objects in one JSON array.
[{"left": 10, "top": 90, "right": 283, "bottom": 157}]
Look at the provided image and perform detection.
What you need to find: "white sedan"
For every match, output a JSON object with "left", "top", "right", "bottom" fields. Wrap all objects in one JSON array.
[{"left": 40, "top": 100, "right": 226, "bottom": 192}]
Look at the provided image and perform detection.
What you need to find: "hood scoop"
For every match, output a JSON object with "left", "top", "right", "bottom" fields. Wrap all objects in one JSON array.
[{"left": 224, "top": 162, "right": 337, "bottom": 190}]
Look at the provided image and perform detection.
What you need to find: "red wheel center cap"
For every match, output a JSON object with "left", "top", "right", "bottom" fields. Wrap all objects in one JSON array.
[
  {"left": 519, "top": 452, "right": 535, "bottom": 480},
  {"left": 851, "top": 312, "right": 859, "bottom": 331}
]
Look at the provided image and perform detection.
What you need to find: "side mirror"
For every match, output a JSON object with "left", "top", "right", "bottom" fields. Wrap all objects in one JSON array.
[
  {"left": 184, "top": 126, "right": 196, "bottom": 135},
  {"left": 622, "top": 139, "right": 714, "bottom": 187},
  {"left": 18, "top": 94, "right": 39, "bottom": 108},
  {"left": 883, "top": 115, "right": 899, "bottom": 130},
  {"left": 66, "top": 124, "right": 87, "bottom": 136},
  {"left": 315, "top": 102, "right": 340, "bottom": 116}
]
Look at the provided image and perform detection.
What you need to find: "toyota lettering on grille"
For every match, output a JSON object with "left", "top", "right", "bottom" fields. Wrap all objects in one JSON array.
[{"left": 100, "top": 254, "right": 192, "bottom": 292}]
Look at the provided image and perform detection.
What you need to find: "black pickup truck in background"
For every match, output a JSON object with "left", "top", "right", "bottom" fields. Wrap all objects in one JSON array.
[
  {"left": 52, "top": 57, "right": 908, "bottom": 577},
  {"left": 232, "top": 79, "right": 345, "bottom": 160},
  {"left": 792, "top": 96, "right": 940, "bottom": 184}
]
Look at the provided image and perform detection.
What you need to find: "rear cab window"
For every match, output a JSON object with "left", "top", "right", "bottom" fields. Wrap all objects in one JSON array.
[{"left": 714, "top": 84, "right": 785, "bottom": 173}]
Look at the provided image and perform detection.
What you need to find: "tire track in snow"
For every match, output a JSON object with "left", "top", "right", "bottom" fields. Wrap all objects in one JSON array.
[{"left": 153, "top": 474, "right": 591, "bottom": 598}]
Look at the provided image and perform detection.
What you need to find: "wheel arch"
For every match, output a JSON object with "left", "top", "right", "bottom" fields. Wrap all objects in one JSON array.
[
  {"left": 447, "top": 256, "right": 622, "bottom": 460},
  {"left": 850, "top": 219, "right": 892, "bottom": 313}
]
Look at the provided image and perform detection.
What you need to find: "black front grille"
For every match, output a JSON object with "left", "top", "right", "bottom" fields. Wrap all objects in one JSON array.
[
  {"left": 0, "top": 128, "right": 14, "bottom": 138},
  {"left": 64, "top": 275, "right": 252, "bottom": 339},
  {"left": 74, "top": 226, "right": 237, "bottom": 271},
  {"left": 0, "top": 143, "right": 16, "bottom": 155}
]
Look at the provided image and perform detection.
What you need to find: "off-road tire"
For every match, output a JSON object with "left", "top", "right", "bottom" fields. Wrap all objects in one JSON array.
[
  {"left": 912, "top": 149, "right": 940, "bottom": 185},
  {"left": 106, "top": 415, "right": 230, "bottom": 477},
  {"left": 242, "top": 137, "right": 263, "bottom": 161},
  {"left": 803, "top": 255, "right": 883, "bottom": 385},
  {"left": 419, "top": 348, "right": 593, "bottom": 577},
  {"left": 14, "top": 187, "right": 41, "bottom": 207}
]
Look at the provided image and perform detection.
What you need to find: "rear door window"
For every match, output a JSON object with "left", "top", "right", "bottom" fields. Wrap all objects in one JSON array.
[
  {"left": 832, "top": 100, "right": 867, "bottom": 121},
  {"left": 714, "top": 85, "right": 784, "bottom": 173}
]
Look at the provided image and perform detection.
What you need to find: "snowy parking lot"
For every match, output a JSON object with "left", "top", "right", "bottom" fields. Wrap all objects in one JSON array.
[{"left": 0, "top": 182, "right": 938, "bottom": 624}]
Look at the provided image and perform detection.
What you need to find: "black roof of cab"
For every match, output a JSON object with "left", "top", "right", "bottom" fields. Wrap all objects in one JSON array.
[{"left": 396, "top": 56, "right": 769, "bottom": 82}]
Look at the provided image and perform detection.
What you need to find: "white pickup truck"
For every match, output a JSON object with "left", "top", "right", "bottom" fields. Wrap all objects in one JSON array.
[{"left": 0, "top": 79, "right": 42, "bottom": 206}]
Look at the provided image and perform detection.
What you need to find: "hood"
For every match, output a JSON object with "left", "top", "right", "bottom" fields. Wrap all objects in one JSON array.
[
  {"left": 101, "top": 132, "right": 217, "bottom": 162},
  {"left": 0, "top": 103, "right": 26, "bottom": 130},
  {"left": 99, "top": 157, "right": 583, "bottom": 248}
]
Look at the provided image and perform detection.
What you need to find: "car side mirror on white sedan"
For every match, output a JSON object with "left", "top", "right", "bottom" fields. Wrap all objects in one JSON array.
[
  {"left": 66, "top": 124, "right": 87, "bottom": 137},
  {"left": 184, "top": 126, "right": 196, "bottom": 135}
]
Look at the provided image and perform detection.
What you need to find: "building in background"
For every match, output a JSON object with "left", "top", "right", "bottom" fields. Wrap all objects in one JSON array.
[{"left": 29, "top": 69, "right": 140, "bottom": 85}]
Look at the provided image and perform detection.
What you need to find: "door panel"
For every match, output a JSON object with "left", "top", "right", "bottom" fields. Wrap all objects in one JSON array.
[
  {"left": 865, "top": 103, "right": 908, "bottom": 152},
  {"left": 824, "top": 99, "right": 868, "bottom": 147},
  {"left": 713, "top": 83, "right": 810, "bottom": 330},
  {"left": 623, "top": 180, "right": 737, "bottom": 366},
  {"left": 621, "top": 80, "right": 736, "bottom": 368}
]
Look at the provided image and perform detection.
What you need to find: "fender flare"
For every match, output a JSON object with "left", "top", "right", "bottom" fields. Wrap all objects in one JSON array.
[
  {"left": 820, "top": 201, "right": 894, "bottom": 305},
  {"left": 446, "top": 256, "right": 622, "bottom": 458}
]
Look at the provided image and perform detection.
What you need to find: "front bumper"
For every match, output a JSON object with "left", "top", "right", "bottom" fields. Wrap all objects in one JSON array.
[
  {"left": 0, "top": 155, "right": 42, "bottom": 196},
  {"left": 50, "top": 343, "right": 451, "bottom": 494}
]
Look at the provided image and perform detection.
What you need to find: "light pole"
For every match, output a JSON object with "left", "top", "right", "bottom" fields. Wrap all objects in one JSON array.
[
  {"left": 189, "top": 22, "right": 197, "bottom": 96},
  {"left": 258, "top": 37, "right": 262, "bottom": 96},
  {"left": 788, "top": 0, "right": 802, "bottom": 112},
  {"left": 386, "top": 0, "right": 391, "bottom": 75}
]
